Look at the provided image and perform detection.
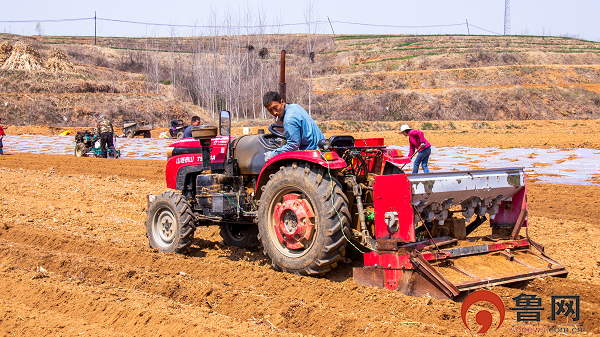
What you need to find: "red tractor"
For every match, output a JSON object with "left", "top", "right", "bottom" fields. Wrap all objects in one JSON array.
[{"left": 146, "top": 111, "right": 567, "bottom": 299}]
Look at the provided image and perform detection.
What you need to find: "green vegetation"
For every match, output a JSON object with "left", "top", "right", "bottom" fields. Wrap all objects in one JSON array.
[
  {"left": 392, "top": 41, "right": 421, "bottom": 48},
  {"left": 421, "top": 122, "right": 441, "bottom": 130},
  {"left": 506, "top": 124, "right": 527, "bottom": 129},
  {"left": 448, "top": 121, "right": 456, "bottom": 130},
  {"left": 347, "top": 42, "right": 377, "bottom": 47},
  {"left": 354, "top": 54, "right": 420, "bottom": 65},
  {"left": 472, "top": 122, "right": 491, "bottom": 129},
  {"left": 335, "top": 35, "right": 401, "bottom": 41}
]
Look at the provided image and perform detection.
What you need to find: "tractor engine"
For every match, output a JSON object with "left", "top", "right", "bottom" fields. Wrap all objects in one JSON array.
[{"left": 194, "top": 174, "right": 246, "bottom": 217}]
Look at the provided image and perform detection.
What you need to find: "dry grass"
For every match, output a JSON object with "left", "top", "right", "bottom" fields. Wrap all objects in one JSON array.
[
  {"left": 0, "top": 42, "right": 12, "bottom": 66},
  {"left": 45, "top": 48, "right": 76, "bottom": 73},
  {"left": 1, "top": 41, "right": 42, "bottom": 71}
]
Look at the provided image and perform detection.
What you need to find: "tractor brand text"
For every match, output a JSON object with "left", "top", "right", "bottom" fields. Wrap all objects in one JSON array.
[{"left": 175, "top": 155, "right": 216, "bottom": 165}]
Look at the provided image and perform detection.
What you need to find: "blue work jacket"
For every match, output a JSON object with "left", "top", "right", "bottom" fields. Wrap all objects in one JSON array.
[{"left": 271, "top": 104, "right": 325, "bottom": 156}]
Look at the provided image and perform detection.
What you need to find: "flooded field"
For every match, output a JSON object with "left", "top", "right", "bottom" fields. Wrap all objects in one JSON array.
[{"left": 4, "top": 135, "right": 599, "bottom": 186}]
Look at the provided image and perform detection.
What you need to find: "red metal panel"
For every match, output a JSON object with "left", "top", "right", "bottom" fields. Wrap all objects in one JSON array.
[
  {"left": 373, "top": 174, "right": 415, "bottom": 242},
  {"left": 382, "top": 152, "right": 411, "bottom": 166},
  {"left": 262, "top": 150, "right": 347, "bottom": 170},
  {"left": 354, "top": 138, "right": 384, "bottom": 147},
  {"left": 384, "top": 269, "right": 404, "bottom": 290},
  {"left": 491, "top": 175, "right": 528, "bottom": 228},
  {"left": 254, "top": 150, "right": 347, "bottom": 198},
  {"left": 363, "top": 251, "right": 412, "bottom": 269}
]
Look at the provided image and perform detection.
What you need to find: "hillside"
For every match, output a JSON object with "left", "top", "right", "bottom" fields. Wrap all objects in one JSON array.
[{"left": 0, "top": 33, "right": 599, "bottom": 126}]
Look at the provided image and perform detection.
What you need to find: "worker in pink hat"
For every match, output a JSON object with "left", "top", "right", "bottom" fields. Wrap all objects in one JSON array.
[{"left": 400, "top": 124, "right": 431, "bottom": 173}]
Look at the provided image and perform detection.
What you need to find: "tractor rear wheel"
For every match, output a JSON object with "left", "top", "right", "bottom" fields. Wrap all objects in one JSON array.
[
  {"left": 74, "top": 143, "right": 87, "bottom": 157},
  {"left": 145, "top": 191, "right": 196, "bottom": 253},
  {"left": 126, "top": 130, "right": 134, "bottom": 138},
  {"left": 177, "top": 131, "right": 184, "bottom": 139},
  {"left": 258, "top": 163, "right": 350, "bottom": 275},
  {"left": 220, "top": 223, "right": 260, "bottom": 249}
]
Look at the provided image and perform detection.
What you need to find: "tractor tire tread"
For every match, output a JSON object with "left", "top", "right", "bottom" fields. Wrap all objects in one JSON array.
[
  {"left": 257, "top": 162, "right": 350, "bottom": 277},
  {"left": 145, "top": 191, "right": 195, "bottom": 254}
]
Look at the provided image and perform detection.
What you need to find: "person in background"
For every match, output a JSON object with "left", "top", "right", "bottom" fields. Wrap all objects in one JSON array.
[
  {"left": 96, "top": 115, "right": 116, "bottom": 158},
  {"left": 183, "top": 116, "right": 202, "bottom": 138},
  {"left": 262, "top": 91, "right": 324, "bottom": 162},
  {"left": 400, "top": 124, "right": 431, "bottom": 173},
  {"left": 0, "top": 117, "right": 4, "bottom": 155}
]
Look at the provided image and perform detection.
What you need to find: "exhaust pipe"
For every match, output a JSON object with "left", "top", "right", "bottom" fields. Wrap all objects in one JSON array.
[
  {"left": 191, "top": 125, "right": 218, "bottom": 173},
  {"left": 279, "top": 50, "right": 286, "bottom": 101},
  {"left": 200, "top": 139, "right": 211, "bottom": 173}
]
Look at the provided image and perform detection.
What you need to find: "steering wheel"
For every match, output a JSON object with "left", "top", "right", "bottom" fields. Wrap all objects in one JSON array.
[{"left": 268, "top": 124, "right": 286, "bottom": 138}]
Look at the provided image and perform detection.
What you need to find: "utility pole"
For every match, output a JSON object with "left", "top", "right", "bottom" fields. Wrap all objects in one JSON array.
[
  {"left": 504, "top": 0, "right": 511, "bottom": 35},
  {"left": 94, "top": 11, "right": 97, "bottom": 45},
  {"left": 466, "top": 19, "right": 470, "bottom": 35},
  {"left": 327, "top": 16, "right": 335, "bottom": 35}
]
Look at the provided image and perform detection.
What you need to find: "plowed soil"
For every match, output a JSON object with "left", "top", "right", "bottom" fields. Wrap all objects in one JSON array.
[{"left": 1, "top": 153, "right": 600, "bottom": 336}]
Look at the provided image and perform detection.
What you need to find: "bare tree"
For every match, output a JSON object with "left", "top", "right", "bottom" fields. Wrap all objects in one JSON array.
[
  {"left": 304, "top": 0, "right": 318, "bottom": 115},
  {"left": 144, "top": 29, "right": 162, "bottom": 95},
  {"left": 35, "top": 22, "right": 44, "bottom": 36},
  {"left": 257, "top": 7, "right": 267, "bottom": 119}
]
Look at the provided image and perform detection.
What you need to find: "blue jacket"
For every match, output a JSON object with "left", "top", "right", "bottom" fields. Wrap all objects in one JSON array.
[
  {"left": 272, "top": 104, "right": 325, "bottom": 156},
  {"left": 182, "top": 125, "right": 193, "bottom": 138}
]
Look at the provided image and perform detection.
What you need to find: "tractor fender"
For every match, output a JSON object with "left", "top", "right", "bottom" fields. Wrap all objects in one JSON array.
[{"left": 255, "top": 150, "right": 346, "bottom": 199}]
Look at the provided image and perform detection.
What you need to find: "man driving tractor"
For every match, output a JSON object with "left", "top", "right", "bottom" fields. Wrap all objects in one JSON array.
[{"left": 262, "top": 91, "right": 324, "bottom": 161}]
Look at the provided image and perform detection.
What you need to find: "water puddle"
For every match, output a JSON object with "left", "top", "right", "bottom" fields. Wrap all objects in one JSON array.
[{"left": 2, "top": 135, "right": 599, "bottom": 186}]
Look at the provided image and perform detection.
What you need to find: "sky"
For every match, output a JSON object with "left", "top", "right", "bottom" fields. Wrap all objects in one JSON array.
[{"left": 1, "top": 0, "right": 599, "bottom": 41}]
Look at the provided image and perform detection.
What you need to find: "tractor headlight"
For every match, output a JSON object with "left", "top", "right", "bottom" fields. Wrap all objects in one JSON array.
[
  {"left": 166, "top": 147, "right": 174, "bottom": 158},
  {"left": 317, "top": 138, "right": 330, "bottom": 151}
]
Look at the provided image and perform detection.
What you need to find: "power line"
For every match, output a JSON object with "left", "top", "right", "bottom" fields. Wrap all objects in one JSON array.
[
  {"left": 96, "top": 17, "right": 311, "bottom": 29},
  {"left": 0, "top": 16, "right": 504, "bottom": 35},
  {"left": 0, "top": 18, "right": 93, "bottom": 23},
  {"left": 470, "top": 24, "right": 502, "bottom": 35},
  {"left": 333, "top": 21, "right": 466, "bottom": 29}
]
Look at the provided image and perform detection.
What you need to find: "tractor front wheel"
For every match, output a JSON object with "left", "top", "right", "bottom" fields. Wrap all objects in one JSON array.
[
  {"left": 258, "top": 163, "right": 350, "bottom": 275},
  {"left": 145, "top": 191, "right": 196, "bottom": 253},
  {"left": 74, "top": 143, "right": 87, "bottom": 157}
]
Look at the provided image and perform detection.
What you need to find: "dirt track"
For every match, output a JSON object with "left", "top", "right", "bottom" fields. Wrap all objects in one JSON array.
[{"left": 1, "top": 153, "right": 600, "bottom": 336}]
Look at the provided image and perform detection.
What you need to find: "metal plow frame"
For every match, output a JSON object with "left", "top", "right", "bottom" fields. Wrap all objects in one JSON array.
[
  {"left": 354, "top": 237, "right": 568, "bottom": 300},
  {"left": 353, "top": 168, "right": 568, "bottom": 300}
]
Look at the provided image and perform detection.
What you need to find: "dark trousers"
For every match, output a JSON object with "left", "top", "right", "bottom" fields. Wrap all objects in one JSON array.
[
  {"left": 0, "top": 137, "right": 3, "bottom": 155},
  {"left": 100, "top": 132, "right": 116, "bottom": 158}
]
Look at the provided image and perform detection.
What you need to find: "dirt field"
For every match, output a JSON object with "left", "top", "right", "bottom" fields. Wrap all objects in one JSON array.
[{"left": 1, "top": 152, "right": 599, "bottom": 336}]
